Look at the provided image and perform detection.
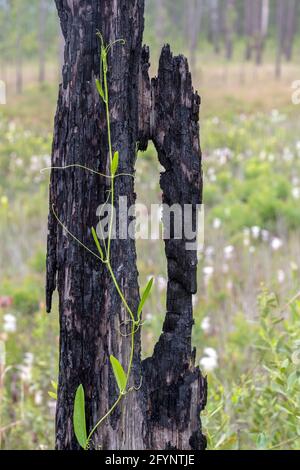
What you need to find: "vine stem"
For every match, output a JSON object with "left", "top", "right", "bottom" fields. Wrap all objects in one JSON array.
[
  {"left": 103, "top": 52, "right": 114, "bottom": 262},
  {"left": 107, "top": 261, "right": 135, "bottom": 323},
  {"left": 84, "top": 318, "right": 136, "bottom": 449},
  {"left": 83, "top": 37, "right": 137, "bottom": 449},
  {"left": 51, "top": 35, "right": 141, "bottom": 449},
  {"left": 85, "top": 394, "right": 122, "bottom": 449},
  {"left": 40, "top": 164, "right": 133, "bottom": 179}
]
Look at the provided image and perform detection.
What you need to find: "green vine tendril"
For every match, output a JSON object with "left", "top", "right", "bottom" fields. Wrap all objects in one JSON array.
[{"left": 47, "top": 32, "right": 154, "bottom": 450}]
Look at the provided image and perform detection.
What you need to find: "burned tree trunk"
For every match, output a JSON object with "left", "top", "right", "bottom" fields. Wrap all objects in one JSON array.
[
  {"left": 47, "top": 0, "right": 206, "bottom": 450},
  {"left": 142, "top": 46, "right": 206, "bottom": 450}
]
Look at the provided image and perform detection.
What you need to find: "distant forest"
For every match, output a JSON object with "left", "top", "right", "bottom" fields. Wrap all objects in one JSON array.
[{"left": 0, "top": 0, "right": 299, "bottom": 92}]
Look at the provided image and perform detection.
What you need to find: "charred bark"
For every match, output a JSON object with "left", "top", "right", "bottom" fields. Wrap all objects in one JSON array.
[
  {"left": 142, "top": 46, "right": 206, "bottom": 451},
  {"left": 47, "top": 0, "right": 206, "bottom": 450}
]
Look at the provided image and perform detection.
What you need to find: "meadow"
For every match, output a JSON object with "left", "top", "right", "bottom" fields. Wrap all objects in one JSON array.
[{"left": 0, "top": 60, "right": 300, "bottom": 450}]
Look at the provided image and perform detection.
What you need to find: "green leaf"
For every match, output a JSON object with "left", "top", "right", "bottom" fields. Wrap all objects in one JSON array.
[
  {"left": 51, "top": 380, "right": 58, "bottom": 391},
  {"left": 110, "top": 355, "right": 127, "bottom": 393},
  {"left": 137, "top": 277, "right": 154, "bottom": 320},
  {"left": 111, "top": 151, "right": 119, "bottom": 176},
  {"left": 48, "top": 391, "right": 57, "bottom": 400},
  {"left": 102, "top": 49, "right": 108, "bottom": 73},
  {"left": 95, "top": 78, "right": 105, "bottom": 101},
  {"left": 73, "top": 384, "right": 88, "bottom": 449},
  {"left": 256, "top": 432, "right": 267, "bottom": 450},
  {"left": 91, "top": 227, "right": 104, "bottom": 260}
]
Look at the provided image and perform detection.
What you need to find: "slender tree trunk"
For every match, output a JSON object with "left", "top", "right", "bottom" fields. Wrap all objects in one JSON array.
[
  {"left": 154, "top": 0, "right": 165, "bottom": 46},
  {"left": 283, "top": 0, "right": 297, "bottom": 61},
  {"left": 186, "top": 0, "right": 203, "bottom": 70},
  {"left": 47, "top": 0, "right": 206, "bottom": 450},
  {"left": 209, "top": 0, "right": 220, "bottom": 54},
  {"left": 253, "top": 0, "right": 269, "bottom": 66},
  {"left": 254, "top": 0, "right": 263, "bottom": 65},
  {"left": 275, "top": 0, "right": 285, "bottom": 79},
  {"left": 244, "top": 0, "right": 269, "bottom": 65},
  {"left": 224, "top": 0, "right": 235, "bottom": 60},
  {"left": 244, "top": 0, "right": 253, "bottom": 61},
  {"left": 38, "top": 0, "right": 47, "bottom": 83},
  {"left": 15, "top": 31, "right": 22, "bottom": 94}
]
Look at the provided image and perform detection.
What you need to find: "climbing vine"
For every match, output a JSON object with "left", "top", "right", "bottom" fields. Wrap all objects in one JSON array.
[{"left": 46, "top": 33, "right": 153, "bottom": 450}]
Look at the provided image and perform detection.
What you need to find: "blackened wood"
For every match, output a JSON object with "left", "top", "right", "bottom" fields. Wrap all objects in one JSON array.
[
  {"left": 138, "top": 45, "right": 151, "bottom": 152},
  {"left": 142, "top": 46, "right": 206, "bottom": 450},
  {"left": 47, "top": 0, "right": 206, "bottom": 450},
  {"left": 48, "top": 0, "right": 145, "bottom": 450}
]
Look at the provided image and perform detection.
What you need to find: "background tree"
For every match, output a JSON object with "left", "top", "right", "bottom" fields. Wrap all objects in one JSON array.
[
  {"left": 283, "top": 0, "right": 298, "bottom": 62},
  {"left": 38, "top": 0, "right": 46, "bottom": 83},
  {"left": 207, "top": 0, "right": 221, "bottom": 54},
  {"left": 224, "top": 0, "right": 236, "bottom": 60},
  {"left": 186, "top": 0, "right": 203, "bottom": 70},
  {"left": 275, "top": 0, "right": 285, "bottom": 79}
]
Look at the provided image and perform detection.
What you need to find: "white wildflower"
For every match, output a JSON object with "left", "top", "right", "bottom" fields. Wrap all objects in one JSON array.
[
  {"left": 30, "top": 155, "right": 40, "bottom": 172},
  {"left": 283, "top": 147, "right": 293, "bottom": 162},
  {"left": 200, "top": 347, "right": 218, "bottom": 372},
  {"left": 24, "top": 352, "right": 34, "bottom": 366},
  {"left": 271, "top": 237, "right": 283, "bottom": 251},
  {"left": 204, "top": 347, "right": 218, "bottom": 359},
  {"left": 268, "top": 153, "right": 275, "bottom": 162},
  {"left": 203, "top": 266, "right": 214, "bottom": 285},
  {"left": 0, "top": 341, "right": 6, "bottom": 366},
  {"left": 277, "top": 270, "right": 285, "bottom": 284},
  {"left": 222, "top": 263, "right": 229, "bottom": 274},
  {"left": 243, "top": 228, "right": 250, "bottom": 246},
  {"left": 15, "top": 158, "right": 23, "bottom": 167},
  {"left": 259, "top": 151, "right": 267, "bottom": 161},
  {"left": 292, "top": 187, "right": 300, "bottom": 200},
  {"left": 251, "top": 226, "right": 261, "bottom": 239},
  {"left": 19, "top": 365, "right": 32, "bottom": 383},
  {"left": 34, "top": 390, "right": 43, "bottom": 406},
  {"left": 261, "top": 229, "right": 270, "bottom": 242},
  {"left": 201, "top": 317, "right": 211, "bottom": 334},
  {"left": 224, "top": 245, "right": 235, "bottom": 260},
  {"left": 212, "top": 218, "right": 222, "bottom": 229},
  {"left": 157, "top": 276, "right": 167, "bottom": 292},
  {"left": 47, "top": 400, "right": 56, "bottom": 417},
  {"left": 205, "top": 246, "right": 215, "bottom": 260},
  {"left": 3, "top": 314, "right": 17, "bottom": 333},
  {"left": 200, "top": 356, "right": 218, "bottom": 372}
]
